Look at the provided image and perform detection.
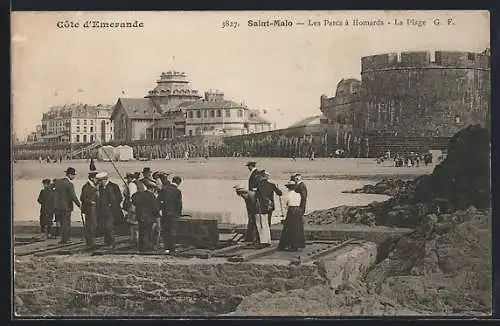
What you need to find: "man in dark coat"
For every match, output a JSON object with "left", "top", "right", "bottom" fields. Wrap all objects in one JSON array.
[
  {"left": 37, "top": 179, "right": 55, "bottom": 239},
  {"left": 293, "top": 173, "right": 308, "bottom": 214},
  {"left": 96, "top": 172, "right": 124, "bottom": 248},
  {"left": 131, "top": 180, "right": 160, "bottom": 252},
  {"left": 158, "top": 176, "right": 183, "bottom": 254},
  {"left": 256, "top": 170, "right": 283, "bottom": 227},
  {"left": 137, "top": 167, "right": 153, "bottom": 192},
  {"left": 80, "top": 172, "right": 99, "bottom": 249},
  {"left": 246, "top": 161, "right": 259, "bottom": 191},
  {"left": 53, "top": 167, "right": 81, "bottom": 244}
]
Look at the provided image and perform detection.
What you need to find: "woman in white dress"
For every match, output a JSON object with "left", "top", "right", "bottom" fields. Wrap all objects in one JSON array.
[{"left": 278, "top": 182, "right": 305, "bottom": 251}]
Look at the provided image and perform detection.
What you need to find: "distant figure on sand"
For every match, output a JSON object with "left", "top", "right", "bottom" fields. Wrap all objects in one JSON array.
[{"left": 89, "top": 157, "right": 96, "bottom": 171}]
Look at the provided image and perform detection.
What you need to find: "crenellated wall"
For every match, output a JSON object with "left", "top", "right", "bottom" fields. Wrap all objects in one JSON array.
[{"left": 360, "top": 51, "right": 490, "bottom": 137}]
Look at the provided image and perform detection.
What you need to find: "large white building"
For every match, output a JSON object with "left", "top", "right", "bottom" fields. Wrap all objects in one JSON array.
[
  {"left": 183, "top": 90, "right": 272, "bottom": 136},
  {"left": 111, "top": 71, "right": 273, "bottom": 141},
  {"left": 40, "top": 104, "right": 114, "bottom": 144}
]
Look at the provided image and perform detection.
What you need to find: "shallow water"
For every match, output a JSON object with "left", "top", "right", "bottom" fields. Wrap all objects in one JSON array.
[{"left": 13, "top": 179, "right": 389, "bottom": 225}]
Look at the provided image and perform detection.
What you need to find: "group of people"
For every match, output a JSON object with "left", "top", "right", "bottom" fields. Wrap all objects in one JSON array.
[
  {"left": 234, "top": 161, "right": 307, "bottom": 252},
  {"left": 122, "top": 167, "right": 183, "bottom": 254},
  {"left": 37, "top": 166, "right": 184, "bottom": 254}
]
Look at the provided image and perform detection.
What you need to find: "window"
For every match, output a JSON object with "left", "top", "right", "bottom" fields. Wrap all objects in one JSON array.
[
  {"left": 84, "top": 127, "right": 87, "bottom": 132},
  {"left": 76, "top": 126, "right": 80, "bottom": 132},
  {"left": 90, "top": 135, "right": 94, "bottom": 142},
  {"left": 76, "top": 135, "right": 80, "bottom": 142},
  {"left": 210, "top": 110, "right": 215, "bottom": 118},
  {"left": 204, "top": 110, "right": 208, "bottom": 118},
  {"left": 83, "top": 135, "right": 87, "bottom": 143},
  {"left": 188, "top": 111, "right": 194, "bottom": 118},
  {"left": 90, "top": 120, "right": 94, "bottom": 125},
  {"left": 84, "top": 120, "right": 87, "bottom": 125},
  {"left": 77, "top": 119, "right": 80, "bottom": 125},
  {"left": 216, "top": 109, "right": 222, "bottom": 117},
  {"left": 196, "top": 110, "right": 201, "bottom": 118},
  {"left": 189, "top": 130, "right": 193, "bottom": 136},
  {"left": 468, "top": 52, "right": 475, "bottom": 61},
  {"left": 225, "top": 109, "right": 231, "bottom": 117},
  {"left": 238, "top": 109, "right": 243, "bottom": 117},
  {"left": 90, "top": 127, "right": 93, "bottom": 132}
]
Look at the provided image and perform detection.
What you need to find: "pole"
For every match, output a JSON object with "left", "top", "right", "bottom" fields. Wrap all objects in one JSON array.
[
  {"left": 99, "top": 144, "right": 127, "bottom": 187},
  {"left": 279, "top": 196, "right": 284, "bottom": 217}
]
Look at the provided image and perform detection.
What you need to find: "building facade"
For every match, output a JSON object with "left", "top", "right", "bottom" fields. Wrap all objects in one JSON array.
[
  {"left": 40, "top": 104, "right": 114, "bottom": 144},
  {"left": 182, "top": 91, "right": 272, "bottom": 137},
  {"left": 111, "top": 72, "right": 273, "bottom": 142},
  {"left": 319, "top": 51, "right": 490, "bottom": 138}
]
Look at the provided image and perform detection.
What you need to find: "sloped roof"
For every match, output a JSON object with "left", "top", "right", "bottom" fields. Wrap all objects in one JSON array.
[
  {"left": 185, "top": 99, "right": 247, "bottom": 110},
  {"left": 247, "top": 110, "right": 271, "bottom": 124},
  {"left": 289, "top": 115, "right": 326, "bottom": 128},
  {"left": 112, "top": 98, "right": 157, "bottom": 120}
]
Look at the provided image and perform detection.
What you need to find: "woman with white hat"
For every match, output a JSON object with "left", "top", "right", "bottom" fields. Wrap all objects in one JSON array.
[{"left": 278, "top": 181, "right": 305, "bottom": 251}]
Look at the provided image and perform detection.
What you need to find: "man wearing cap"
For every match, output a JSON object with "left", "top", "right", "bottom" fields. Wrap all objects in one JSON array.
[
  {"left": 234, "top": 185, "right": 259, "bottom": 244},
  {"left": 246, "top": 161, "right": 259, "bottom": 191},
  {"left": 159, "top": 176, "right": 183, "bottom": 254},
  {"left": 53, "top": 167, "right": 81, "bottom": 244},
  {"left": 137, "top": 167, "right": 153, "bottom": 192},
  {"left": 123, "top": 173, "right": 139, "bottom": 245},
  {"left": 80, "top": 172, "right": 99, "bottom": 249},
  {"left": 131, "top": 179, "right": 160, "bottom": 252},
  {"left": 95, "top": 172, "right": 124, "bottom": 249},
  {"left": 255, "top": 170, "right": 283, "bottom": 227}
]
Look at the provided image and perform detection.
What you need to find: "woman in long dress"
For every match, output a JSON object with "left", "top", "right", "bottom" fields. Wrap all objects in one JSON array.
[{"left": 278, "top": 182, "right": 305, "bottom": 251}]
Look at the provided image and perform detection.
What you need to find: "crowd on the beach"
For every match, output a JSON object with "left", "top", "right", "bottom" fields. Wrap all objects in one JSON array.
[
  {"left": 375, "top": 151, "right": 434, "bottom": 168},
  {"left": 36, "top": 160, "right": 308, "bottom": 253}
]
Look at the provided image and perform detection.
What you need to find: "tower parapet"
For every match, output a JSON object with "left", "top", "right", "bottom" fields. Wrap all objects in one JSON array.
[
  {"left": 360, "top": 50, "right": 490, "bottom": 137},
  {"left": 361, "top": 51, "right": 490, "bottom": 72}
]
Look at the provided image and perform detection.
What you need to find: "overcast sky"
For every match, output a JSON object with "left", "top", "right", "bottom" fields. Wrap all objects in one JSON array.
[{"left": 12, "top": 10, "right": 489, "bottom": 139}]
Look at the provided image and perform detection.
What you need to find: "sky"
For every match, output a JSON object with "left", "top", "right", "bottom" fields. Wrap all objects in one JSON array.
[{"left": 11, "top": 10, "right": 489, "bottom": 139}]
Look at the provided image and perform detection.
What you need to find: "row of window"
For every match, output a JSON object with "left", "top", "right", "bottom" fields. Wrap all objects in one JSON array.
[
  {"left": 75, "top": 126, "right": 113, "bottom": 132},
  {"left": 74, "top": 134, "right": 113, "bottom": 143},
  {"left": 187, "top": 109, "right": 244, "bottom": 119},
  {"left": 75, "top": 119, "right": 111, "bottom": 125}
]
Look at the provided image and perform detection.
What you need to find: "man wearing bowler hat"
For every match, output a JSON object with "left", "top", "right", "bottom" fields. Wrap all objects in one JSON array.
[
  {"left": 246, "top": 161, "right": 259, "bottom": 191},
  {"left": 80, "top": 171, "right": 99, "bottom": 249},
  {"left": 53, "top": 167, "right": 81, "bottom": 244}
]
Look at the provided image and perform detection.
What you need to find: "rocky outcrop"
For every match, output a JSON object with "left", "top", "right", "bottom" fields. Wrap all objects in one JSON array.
[
  {"left": 343, "top": 178, "right": 410, "bottom": 196},
  {"left": 236, "top": 207, "right": 491, "bottom": 316},
  {"left": 306, "top": 125, "right": 491, "bottom": 228}
]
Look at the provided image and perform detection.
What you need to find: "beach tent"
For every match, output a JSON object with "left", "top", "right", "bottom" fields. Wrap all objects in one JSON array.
[
  {"left": 116, "top": 145, "right": 134, "bottom": 161},
  {"left": 97, "top": 145, "right": 117, "bottom": 161}
]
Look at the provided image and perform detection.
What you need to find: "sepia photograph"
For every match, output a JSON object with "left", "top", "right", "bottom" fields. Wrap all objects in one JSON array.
[{"left": 11, "top": 10, "right": 491, "bottom": 317}]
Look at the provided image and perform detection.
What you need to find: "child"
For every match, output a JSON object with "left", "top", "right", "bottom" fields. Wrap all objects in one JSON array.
[{"left": 37, "top": 179, "right": 55, "bottom": 239}]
